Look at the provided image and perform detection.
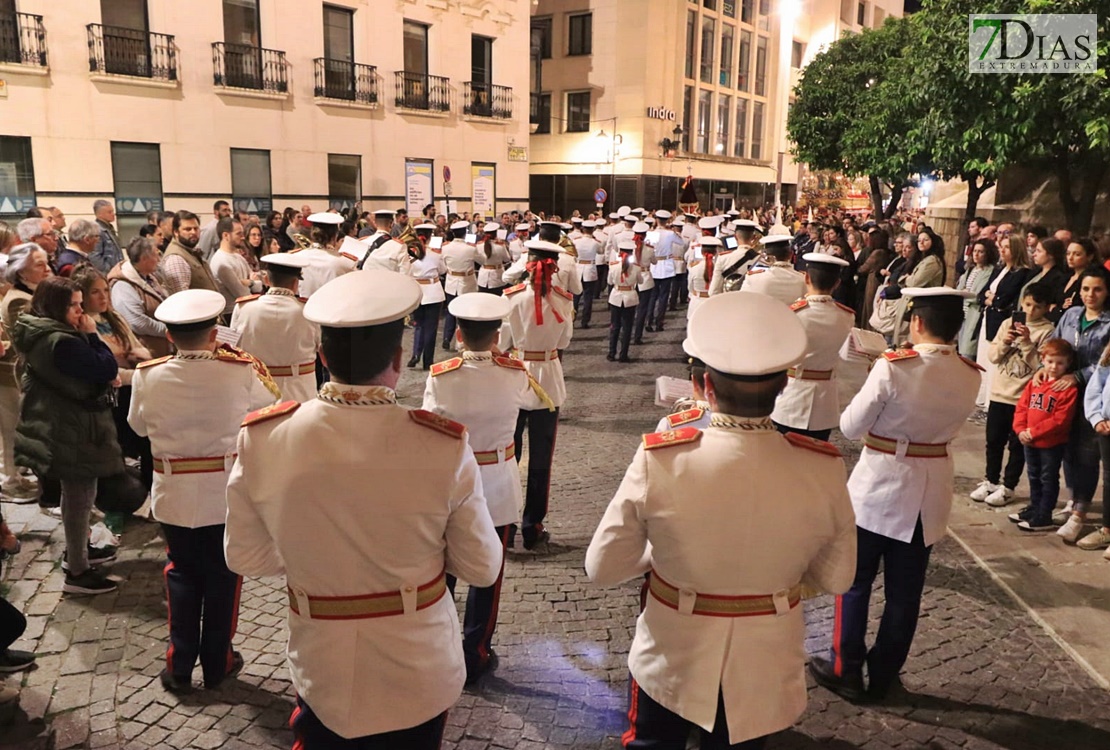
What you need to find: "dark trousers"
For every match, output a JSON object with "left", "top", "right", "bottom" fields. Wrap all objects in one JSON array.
[
  {"left": 650, "top": 277, "right": 673, "bottom": 328},
  {"left": 622, "top": 678, "right": 769, "bottom": 750},
  {"left": 38, "top": 476, "right": 61, "bottom": 508},
  {"left": 411, "top": 302, "right": 442, "bottom": 368},
  {"left": 290, "top": 695, "right": 447, "bottom": 750},
  {"left": 113, "top": 387, "right": 153, "bottom": 491},
  {"left": 609, "top": 304, "right": 636, "bottom": 359},
  {"left": 985, "top": 400, "right": 1024, "bottom": 488},
  {"left": 441, "top": 293, "right": 459, "bottom": 346},
  {"left": 1064, "top": 414, "right": 1100, "bottom": 508},
  {"left": 828, "top": 522, "right": 932, "bottom": 692},
  {"left": 515, "top": 407, "right": 560, "bottom": 545},
  {"left": 596, "top": 264, "right": 609, "bottom": 295},
  {"left": 1026, "top": 444, "right": 1066, "bottom": 523},
  {"left": 670, "top": 272, "right": 689, "bottom": 307},
  {"left": 161, "top": 523, "right": 241, "bottom": 687},
  {"left": 446, "top": 525, "right": 510, "bottom": 669},
  {"left": 575, "top": 279, "right": 597, "bottom": 327},
  {"left": 633, "top": 287, "right": 656, "bottom": 340},
  {"left": 478, "top": 286, "right": 503, "bottom": 296},
  {"left": 0, "top": 595, "right": 26, "bottom": 651},
  {"left": 773, "top": 422, "right": 832, "bottom": 442}
]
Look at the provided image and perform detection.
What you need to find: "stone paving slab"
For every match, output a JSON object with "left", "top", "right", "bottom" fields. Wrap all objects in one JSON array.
[{"left": 0, "top": 302, "right": 1108, "bottom": 749}]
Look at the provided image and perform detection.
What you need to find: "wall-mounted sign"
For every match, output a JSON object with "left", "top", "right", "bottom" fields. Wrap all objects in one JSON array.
[
  {"left": 405, "top": 158, "right": 434, "bottom": 216},
  {"left": 508, "top": 146, "right": 528, "bottom": 162},
  {"left": 646, "top": 106, "right": 677, "bottom": 121}
]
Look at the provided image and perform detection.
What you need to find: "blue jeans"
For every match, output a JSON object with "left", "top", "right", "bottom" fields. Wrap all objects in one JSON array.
[{"left": 1025, "top": 444, "right": 1066, "bottom": 523}]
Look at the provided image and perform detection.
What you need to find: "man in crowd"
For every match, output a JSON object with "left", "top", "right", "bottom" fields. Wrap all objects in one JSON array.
[
  {"left": 163, "top": 210, "right": 219, "bottom": 295},
  {"left": 956, "top": 217, "right": 988, "bottom": 277},
  {"left": 197, "top": 200, "right": 233, "bottom": 261},
  {"left": 15, "top": 217, "right": 58, "bottom": 268},
  {"left": 91, "top": 199, "right": 123, "bottom": 273},
  {"left": 55, "top": 219, "right": 101, "bottom": 277},
  {"left": 210, "top": 218, "right": 261, "bottom": 316},
  {"left": 391, "top": 208, "right": 410, "bottom": 239}
]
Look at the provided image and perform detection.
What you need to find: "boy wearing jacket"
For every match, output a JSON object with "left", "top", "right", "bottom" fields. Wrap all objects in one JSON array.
[{"left": 1011, "top": 338, "right": 1078, "bottom": 530}]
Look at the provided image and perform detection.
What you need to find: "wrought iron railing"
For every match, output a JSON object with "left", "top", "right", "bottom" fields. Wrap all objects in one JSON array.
[
  {"left": 394, "top": 71, "right": 449, "bottom": 112},
  {"left": 212, "top": 42, "right": 288, "bottom": 93},
  {"left": 87, "top": 24, "right": 176, "bottom": 80},
  {"left": 313, "top": 58, "right": 377, "bottom": 105},
  {"left": 464, "top": 81, "right": 512, "bottom": 119},
  {"left": 0, "top": 12, "right": 47, "bottom": 68}
]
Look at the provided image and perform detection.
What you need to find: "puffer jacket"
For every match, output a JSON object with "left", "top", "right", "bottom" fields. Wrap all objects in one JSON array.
[{"left": 12, "top": 313, "right": 123, "bottom": 481}]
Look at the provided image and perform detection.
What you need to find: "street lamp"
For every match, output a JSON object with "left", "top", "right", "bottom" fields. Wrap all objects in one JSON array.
[{"left": 660, "top": 126, "right": 684, "bottom": 158}]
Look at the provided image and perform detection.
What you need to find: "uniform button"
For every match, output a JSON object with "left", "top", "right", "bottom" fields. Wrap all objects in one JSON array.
[{"left": 404, "top": 585, "right": 414, "bottom": 592}]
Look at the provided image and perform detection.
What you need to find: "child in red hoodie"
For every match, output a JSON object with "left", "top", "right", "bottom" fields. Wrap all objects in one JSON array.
[{"left": 1012, "top": 339, "right": 1079, "bottom": 530}]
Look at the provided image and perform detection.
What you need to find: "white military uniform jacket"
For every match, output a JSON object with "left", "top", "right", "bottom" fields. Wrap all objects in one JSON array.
[
  {"left": 635, "top": 244, "right": 656, "bottom": 293},
  {"left": 607, "top": 261, "right": 642, "bottom": 307},
  {"left": 573, "top": 235, "right": 601, "bottom": 283},
  {"left": 771, "top": 296, "right": 854, "bottom": 431},
  {"left": 709, "top": 246, "right": 758, "bottom": 295},
  {"left": 476, "top": 242, "right": 511, "bottom": 290},
  {"left": 839, "top": 343, "right": 980, "bottom": 546},
  {"left": 503, "top": 281, "right": 573, "bottom": 409},
  {"left": 294, "top": 245, "right": 356, "bottom": 299},
  {"left": 128, "top": 348, "right": 277, "bottom": 528},
  {"left": 686, "top": 255, "right": 714, "bottom": 320},
  {"left": 653, "top": 402, "right": 712, "bottom": 433},
  {"left": 672, "top": 233, "right": 689, "bottom": 275},
  {"left": 224, "top": 384, "right": 502, "bottom": 739},
  {"left": 230, "top": 289, "right": 321, "bottom": 404},
  {"left": 442, "top": 239, "right": 479, "bottom": 296},
  {"left": 586, "top": 416, "right": 856, "bottom": 744},
  {"left": 650, "top": 233, "right": 678, "bottom": 281},
  {"left": 739, "top": 262, "right": 806, "bottom": 306},
  {"left": 359, "top": 230, "right": 412, "bottom": 274},
  {"left": 557, "top": 252, "right": 585, "bottom": 296},
  {"left": 422, "top": 351, "right": 533, "bottom": 526},
  {"left": 410, "top": 252, "right": 447, "bottom": 305}
]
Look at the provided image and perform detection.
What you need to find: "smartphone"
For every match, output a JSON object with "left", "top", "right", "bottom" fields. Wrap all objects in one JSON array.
[
  {"left": 724, "top": 236, "right": 738, "bottom": 251},
  {"left": 496, "top": 229, "right": 508, "bottom": 241},
  {"left": 465, "top": 233, "right": 478, "bottom": 245},
  {"left": 1011, "top": 310, "right": 1026, "bottom": 326},
  {"left": 429, "top": 236, "right": 444, "bottom": 250}
]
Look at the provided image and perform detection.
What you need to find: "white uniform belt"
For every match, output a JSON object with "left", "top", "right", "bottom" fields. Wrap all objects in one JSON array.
[
  {"left": 416, "top": 278, "right": 437, "bottom": 285},
  {"left": 787, "top": 367, "right": 834, "bottom": 381},
  {"left": 153, "top": 454, "right": 236, "bottom": 475},
  {"left": 472, "top": 442, "right": 515, "bottom": 465},
  {"left": 288, "top": 570, "right": 447, "bottom": 620},
  {"left": 864, "top": 433, "right": 949, "bottom": 458},
  {"left": 266, "top": 361, "right": 316, "bottom": 377},
  {"left": 649, "top": 569, "right": 801, "bottom": 617},
  {"left": 693, "top": 291, "right": 709, "bottom": 298},
  {"left": 449, "top": 270, "right": 474, "bottom": 277},
  {"left": 513, "top": 348, "right": 559, "bottom": 362}
]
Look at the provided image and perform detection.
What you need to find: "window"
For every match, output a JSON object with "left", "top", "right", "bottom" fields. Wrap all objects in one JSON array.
[
  {"left": 751, "top": 101, "right": 764, "bottom": 160},
  {"left": 223, "top": 0, "right": 259, "bottom": 46},
  {"left": 534, "top": 92, "right": 552, "bottom": 134},
  {"left": 471, "top": 34, "right": 492, "bottom": 85},
  {"left": 531, "top": 17, "right": 551, "bottom": 59},
  {"left": 696, "top": 89, "right": 712, "bottom": 154},
  {"left": 223, "top": 0, "right": 261, "bottom": 89},
  {"left": 230, "top": 148, "right": 272, "bottom": 214},
  {"left": 101, "top": 0, "right": 147, "bottom": 30},
  {"left": 111, "top": 142, "right": 162, "bottom": 238},
  {"left": 327, "top": 153, "right": 361, "bottom": 211},
  {"left": 682, "top": 86, "right": 693, "bottom": 151},
  {"left": 98, "top": 0, "right": 151, "bottom": 78},
  {"left": 0, "top": 136, "right": 35, "bottom": 220},
  {"left": 403, "top": 20, "right": 428, "bottom": 75},
  {"left": 738, "top": 30, "right": 751, "bottom": 91},
  {"left": 702, "top": 0, "right": 716, "bottom": 9},
  {"left": 791, "top": 40, "right": 805, "bottom": 68},
  {"left": 757, "top": 0, "right": 769, "bottom": 31},
  {"left": 715, "top": 94, "right": 730, "bottom": 155},
  {"left": 720, "top": 24, "right": 734, "bottom": 87},
  {"left": 857, "top": 1, "right": 867, "bottom": 26},
  {"left": 723, "top": 1, "right": 736, "bottom": 19},
  {"left": 685, "top": 10, "right": 696, "bottom": 79},
  {"left": 323, "top": 5, "right": 354, "bottom": 62},
  {"left": 733, "top": 98, "right": 747, "bottom": 158},
  {"left": 566, "top": 91, "right": 591, "bottom": 133},
  {"left": 741, "top": 0, "right": 754, "bottom": 25},
  {"left": 699, "top": 17, "right": 715, "bottom": 84},
  {"left": 568, "top": 13, "right": 591, "bottom": 56},
  {"left": 754, "top": 35, "right": 767, "bottom": 96}
]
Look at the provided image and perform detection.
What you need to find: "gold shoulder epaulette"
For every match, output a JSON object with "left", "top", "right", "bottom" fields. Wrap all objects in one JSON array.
[
  {"left": 960, "top": 355, "right": 986, "bottom": 372},
  {"left": 642, "top": 427, "right": 703, "bottom": 451},
  {"left": 214, "top": 344, "right": 252, "bottom": 364},
  {"left": 430, "top": 357, "right": 463, "bottom": 377},
  {"left": 408, "top": 409, "right": 466, "bottom": 439},
  {"left": 494, "top": 356, "right": 525, "bottom": 371},
  {"left": 747, "top": 268, "right": 766, "bottom": 275},
  {"left": 504, "top": 283, "right": 527, "bottom": 296},
  {"left": 236, "top": 294, "right": 261, "bottom": 305},
  {"left": 882, "top": 349, "right": 919, "bottom": 363},
  {"left": 242, "top": 400, "right": 300, "bottom": 428},
  {"left": 785, "top": 432, "right": 842, "bottom": 458},
  {"left": 339, "top": 251, "right": 359, "bottom": 262},
  {"left": 552, "top": 285, "right": 573, "bottom": 300},
  {"left": 136, "top": 355, "right": 173, "bottom": 369},
  {"left": 666, "top": 408, "right": 705, "bottom": 428},
  {"left": 790, "top": 299, "right": 808, "bottom": 312},
  {"left": 834, "top": 301, "right": 855, "bottom": 315}
]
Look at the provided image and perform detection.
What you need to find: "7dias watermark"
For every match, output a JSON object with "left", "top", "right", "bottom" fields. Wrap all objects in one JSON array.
[{"left": 969, "top": 14, "right": 1097, "bottom": 73}]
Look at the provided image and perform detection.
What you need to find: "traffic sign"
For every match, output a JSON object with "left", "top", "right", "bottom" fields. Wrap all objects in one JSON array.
[
  {"left": 594, "top": 188, "right": 608, "bottom": 204},
  {"left": 443, "top": 166, "right": 452, "bottom": 183}
]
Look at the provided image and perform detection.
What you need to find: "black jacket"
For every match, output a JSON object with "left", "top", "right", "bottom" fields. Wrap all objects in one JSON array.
[{"left": 978, "top": 266, "right": 1033, "bottom": 341}]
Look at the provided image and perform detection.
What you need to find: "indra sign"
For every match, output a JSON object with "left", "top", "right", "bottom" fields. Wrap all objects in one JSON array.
[{"left": 646, "top": 106, "right": 677, "bottom": 122}]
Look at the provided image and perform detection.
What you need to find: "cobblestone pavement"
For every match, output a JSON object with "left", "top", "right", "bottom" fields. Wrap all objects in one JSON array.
[{"left": 2, "top": 300, "right": 1110, "bottom": 749}]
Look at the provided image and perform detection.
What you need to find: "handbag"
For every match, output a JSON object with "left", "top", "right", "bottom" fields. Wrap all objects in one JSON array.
[
  {"left": 868, "top": 291, "right": 899, "bottom": 335},
  {"left": 95, "top": 465, "right": 147, "bottom": 515}
]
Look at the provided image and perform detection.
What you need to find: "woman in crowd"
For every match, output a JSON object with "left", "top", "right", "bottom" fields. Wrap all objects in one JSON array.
[
  {"left": 956, "top": 238, "right": 998, "bottom": 359},
  {"left": 109, "top": 237, "right": 170, "bottom": 358},
  {"left": 1050, "top": 269, "right": 1110, "bottom": 545},
  {"left": 264, "top": 211, "right": 284, "bottom": 247},
  {"left": 890, "top": 230, "right": 946, "bottom": 344},
  {"left": 138, "top": 223, "right": 165, "bottom": 252},
  {"left": 1023, "top": 237, "right": 1068, "bottom": 319},
  {"left": 242, "top": 224, "right": 268, "bottom": 273},
  {"left": 72, "top": 266, "right": 153, "bottom": 501},
  {"left": 975, "top": 234, "right": 1033, "bottom": 406},
  {"left": 277, "top": 208, "right": 298, "bottom": 253},
  {"left": 857, "top": 229, "right": 891, "bottom": 328},
  {"left": 13, "top": 277, "right": 123, "bottom": 595},
  {"left": 407, "top": 231, "right": 447, "bottom": 370},
  {"left": 1061, "top": 239, "right": 1099, "bottom": 314},
  {"left": 607, "top": 240, "right": 641, "bottom": 363}
]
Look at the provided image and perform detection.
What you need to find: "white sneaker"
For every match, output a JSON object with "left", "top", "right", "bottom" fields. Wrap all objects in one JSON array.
[
  {"left": 1057, "top": 514, "right": 1085, "bottom": 544},
  {"left": 985, "top": 486, "right": 1015, "bottom": 507},
  {"left": 970, "top": 481, "right": 1000, "bottom": 502},
  {"left": 1052, "top": 500, "right": 1075, "bottom": 525}
]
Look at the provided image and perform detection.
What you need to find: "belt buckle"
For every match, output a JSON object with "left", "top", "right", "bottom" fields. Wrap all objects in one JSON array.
[
  {"left": 895, "top": 438, "right": 909, "bottom": 460},
  {"left": 291, "top": 586, "right": 311, "bottom": 617}
]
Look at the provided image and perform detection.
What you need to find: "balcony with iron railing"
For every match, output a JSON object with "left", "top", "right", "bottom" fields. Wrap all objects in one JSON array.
[
  {"left": 0, "top": 12, "right": 47, "bottom": 70},
  {"left": 394, "top": 71, "right": 450, "bottom": 114},
  {"left": 212, "top": 42, "right": 288, "bottom": 96},
  {"left": 313, "top": 58, "right": 378, "bottom": 107},
  {"left": 87, "top": 24, "right": 176, "bottom": 83},
  {"left": 463, "top": 81, "right": 512, "bottom": 120}
]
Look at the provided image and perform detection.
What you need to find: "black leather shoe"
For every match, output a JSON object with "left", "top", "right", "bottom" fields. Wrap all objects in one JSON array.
[
  {"left": 618, "top": 356, "right": 632, "bottom": 363},
  {"left": 606, "top": 354, "right": 616, "bottom": 362},
  {"left": 465, "top": 649, "right": 498, "bottom": 686},
  {"left": 205, "top": 651, "right": 244, "bottom": 689},
  {"left": 632, "top": 339, "right": 644, "bottom": 346},
  {"left": 521, "top": 527, "right": 550, "bottom": 550},
  {"left": 160, "top": 669, "right": 193, "bottom": 695},
  {"left": 406, "top": 356, "right": 419, "bottom": 368},
  {"left": 808, "top": 657, "right": 866, "bottom": 702},
  {"left": 645, "top": 325, "right": 656, "bottom": 333}
]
